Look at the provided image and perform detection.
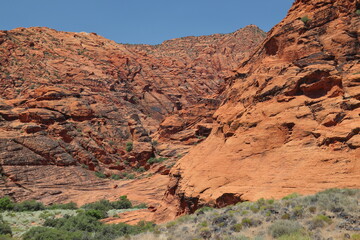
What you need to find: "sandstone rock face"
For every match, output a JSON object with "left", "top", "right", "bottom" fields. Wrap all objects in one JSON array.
[
  {"left": 0, "top": 25, "right": 265, "bottom": 201},
  {"left": 168, "top": 0, "right": 360, "bottom": 214}
]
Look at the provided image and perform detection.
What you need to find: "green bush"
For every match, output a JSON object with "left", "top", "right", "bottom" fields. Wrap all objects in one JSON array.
[
  {"left": 81, "top": 196, "right": 132, "bottom": 212},
  {"left": 268, "top": 220, "right": 303, "bottom": 238},
  {"left": 300, "top": 15, "right": 310, "bottom": 24},
  {"left": 23, "top": 226, "right": 84, "bottom": 240},
  {"left": 194, "top": 206, "right": 213, "bottom": 214},
  {"left": 352, "top": 234, "right": 360, "bottom": 240},
  {"left": 0, "top": 215, "right": 11, "bottom": 237},
  {"left": 135, "top": 166, "right": 145, "bottom": 173},
  {"left": 0, "top": 223, "right": 12, "bottom": 236},
  {"left": 25, "top": 213, "right": 155, "bottom": 240},
  {"left": 356, "top": 9, "right": 360, "bottom": 15},
  {"left": 134, "top": 203, "right": 147, "bottom": 209},
  {"left": 277, "top": 231, "right": 311, "bottom": 240},
  {"left": 282, "top": 193, "right": 301, "bottom": 200},
  {"left": 13, "top": 200, "right": 45, "bottom": 212},
  {"left": 308, "top": 214, "right": 332, "bottom": 229},
  {"left": 84, "top": 209, "right": 107, "bottom": 219},
  {"left": 241, "top": 218, "right": 255, "bottom": 227},
  {"left": 0, "top": 234, "right": 14, "bottom": 240},
  {"left": 127, "top": 173, "right": 135, "bottom": 179},
  {"left": 313, "top": 215, "right": 332, "bottom": 224},
  {"left": 0, "top": 197, "right": 14, "bottom": 211},
  {"left": 147, "top": 157, "right": 167, "bottom": 164},
  {"left": 111, "top": 196, "right": 132, "bottom": 209},
  {"left": 46, "top": 202, "right": 78, "bottom": 210},
  {"left": 82, "top": 199, "right": 113, "bottom": 212},
  {"left": 95, "top": 171, "right": 106, "bottom": 178},
  {"left": 230, "top": 223, "right": 242, "bottom": 232},
  {"left": 110, "top": 174, "right": 121, "bottom": 180},
  {"left": 126, "top": 142, "right": 133, "bottom": 152}
]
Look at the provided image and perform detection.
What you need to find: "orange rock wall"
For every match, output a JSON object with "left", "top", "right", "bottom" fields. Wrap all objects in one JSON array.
[{"left": 168, "top": 0, "right": 360, "bottom": 214}]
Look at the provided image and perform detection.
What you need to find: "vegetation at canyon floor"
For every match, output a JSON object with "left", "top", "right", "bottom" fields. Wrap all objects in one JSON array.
[
  {"left": 0, "top": 196, "right": 149, "bottom": 239},
  {"left": 127, "top": 189, "right": 359, "bottom": 240},
  {"left": 0, "top": 189, "right": 359, "bottom": 239}
]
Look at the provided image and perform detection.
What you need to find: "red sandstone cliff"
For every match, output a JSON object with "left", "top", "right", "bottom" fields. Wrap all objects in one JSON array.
[
  {"left": 167, "top": 0, "right": 360, "bottom": 214},
  {"left": 0, "top": 25, "right": 265, "bottom": 204}
]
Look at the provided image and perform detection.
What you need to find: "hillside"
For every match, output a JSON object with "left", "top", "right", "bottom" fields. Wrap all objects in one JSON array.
[
  {"left": 0, "top": 25, "right": 265, "bottom": 209},
  {"left": 167, "top": 0, "right": 360, "bottom": 214}
]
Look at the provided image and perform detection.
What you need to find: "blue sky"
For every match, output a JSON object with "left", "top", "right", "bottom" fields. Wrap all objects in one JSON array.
[{"left": 0, "top": 0, "right": 293, "bottom": 45}]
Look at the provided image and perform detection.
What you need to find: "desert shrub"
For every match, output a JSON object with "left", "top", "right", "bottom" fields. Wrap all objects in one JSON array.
[
  {"left": 0, "top": 197, "right": 14, "bottom": 211},
  {"left": 241, "top": 218, "right": 259, "bottom": 228},
  {"left": 310, "top": 188, "right": 359, "bottom": 213},
  {"left": 95, "top": 171, "right": 106, "bottom": 178},
  {"left": 165, "top": 221, "right": 177, "bottom": 229},
  {"left": 44, "top": 213, "right": 103, "bottom": 232},
  {"left": 308, "top": 214, "right": 332, "bottom": 230},
  {"left": 356, "top": 9, "right": 360, "bottom": 15},
  {"left": 277, "top": 231, "right": 311, "bottom": 240},
  {"left": 300, "top": 15, "right": 310, "bottom": 24},
  {"left": 268, "top": 220, "right": 303, "bottom": 238},
  {"left": 282, "top": 193, "right": 301, "bottom": 200},
  {"left": 313, "top": 215, "right": 332, "bottom": 224},
  {"left": 111, "top": 196, "right": 132, "bottom": 209},
  {"left": 195, "top": 206, "right": 213, "bottom": 215},
  {"left": 127, "top": 173, "right": 135, "bottom": 179},
  {"left": 23, "top": 226, "right": 84, "bottom": 240},
  {"left": 134, "top": 203, "right": 147, "bottom": 209},
  {"left": 82, "top": 199, "right": 113, "bottom": 212},
  {"left": 281, "top": 213, "right": 291, "bottom": 220},
  {"left": 84, "top": 209, "right": 107, "bottom": 219},
  {"left": 46, "top": 202, "right": 77, "bottom": 210},
  {"left": 308, "top": 206, "right": 316, "bottom": 213},
  {"left": 0, "top": 223, "right": 11, "bottom": 236},
  {"left": 352, "top": 234, "right": 360, "bottom": 240},
  {"left": 81, "top": 195, "right": 132, "bottom": 212},
  {"left": 0, "top": 215, "right": 11, "bottom": 237},
  {"left": 199, "top": 227, "right": 212, "bottom": 239},
  {"left": 250, "top": 204, "right": 260, "bottom": 213},
  {"left": 238, "top": 236, "right": 251, "bottom": 240},
  {"left": 27, "top": 214, "right": 155, "bottom": 240},
  {"left": 292, "top": 205, "right": 303, "bottom": 218},
  {"left": 135, "top": 166, "right": 145, "bottom": 173},
  {"left": 0, "top": 234, "right": 14, "bottom": 240},
  {"left": 230, "top": 223, "right": 243, "bottom": 232},
  {"left": 126, "top": 142, "right": 133, "bottom": 152},
  {"left": 198, "top": 221, "right": 208, "bottom": 227},
  {"left": 110, "top": 174, "right": 121, "bottom": 180},
  {"left": 13, "top": 200, "right": 45, "bottom": 211},
  {"left": 256, "top": 198, "right": 266, "bottom": 206},
  {"left": 147, "top": 157, "right": 167, "bottom": 164}
]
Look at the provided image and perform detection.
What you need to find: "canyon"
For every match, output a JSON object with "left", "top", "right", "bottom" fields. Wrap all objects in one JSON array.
[{"left": 0, "top": 0, "right": 359, "bottom": 225}]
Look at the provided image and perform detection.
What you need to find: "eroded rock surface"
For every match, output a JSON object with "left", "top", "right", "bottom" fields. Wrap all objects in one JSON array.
[
  {"left": 0, "top": 25, "right": 265, "bottom": 203},
  {"left": 168, "top": 0, "right": 360, "bottom": 214}
]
